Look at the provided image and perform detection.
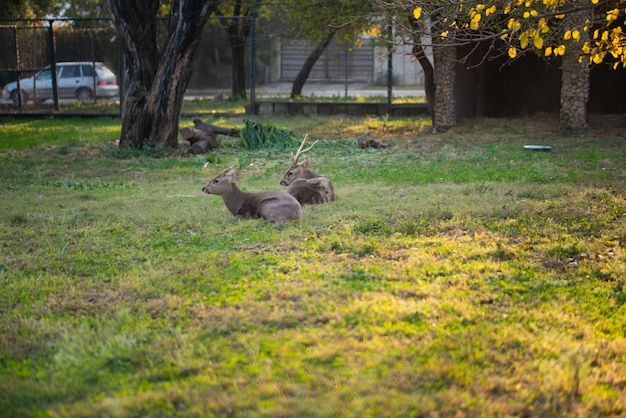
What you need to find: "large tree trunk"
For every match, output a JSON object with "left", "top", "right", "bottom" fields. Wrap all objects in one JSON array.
[
  {"left": 560, "top": 55, "right": 589, "bottom": 133},
  {"left": 290, "top": 30, "right": 336, "bottom": 98},
  {"left": 560, "top": 2, "right": 590, "bottom": 134},
  {"left": 108, "top": 0, "right": 219, "bottom": 149},
  {"left": 432, "top": 41, "right": 456, "bottom": 132}
]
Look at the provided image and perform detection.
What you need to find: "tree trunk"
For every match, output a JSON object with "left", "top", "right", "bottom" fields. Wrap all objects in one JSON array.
[
  {"left": 290, "top": 30, "right": 336, "bottom": 98},
  {"left": 560, "top": 55, "right": 589, "bottom": 133},
  {"left": 560, "top": 2, "right": 589, "bottom": 134},
  {"left": 223, "top": 3, "right": 252, "bottom": 100},
  {"left": 108, "top": 0, "right": 219, "bottom": 149},
  {"left": 412, "top": 44, "right": 435, "bottom": 120},
  {"left": 408, "top": 15, "right": 435, "bottom": 121},
  {"left": 432, "top": 41, "right": 456, "bottom": 132}
]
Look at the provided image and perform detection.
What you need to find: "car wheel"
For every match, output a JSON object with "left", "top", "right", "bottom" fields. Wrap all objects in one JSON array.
[
  {"left": 10, "top": 90, "right": 27, "bottom": 107},
  {"left": 76, "top": 88, "right": 94, "bottom": 101}
]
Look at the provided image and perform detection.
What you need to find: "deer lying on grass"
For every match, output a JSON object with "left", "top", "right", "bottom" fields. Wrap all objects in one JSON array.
[
  {"left": 202, "top": 166, "right": 302, "bottom": 222},
  {"left": 280, "top": 135, "right": 335, "bottom": 205}
]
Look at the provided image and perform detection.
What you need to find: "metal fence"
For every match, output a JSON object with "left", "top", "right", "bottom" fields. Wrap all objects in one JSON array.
[{"left": 0, "top": 13, "right": 425, "bottom": 116}]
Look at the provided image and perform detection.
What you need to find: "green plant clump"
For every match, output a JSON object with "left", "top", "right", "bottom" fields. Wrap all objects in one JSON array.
[{"left": 239, "top": 119, "right": 302, "bottom": 149}]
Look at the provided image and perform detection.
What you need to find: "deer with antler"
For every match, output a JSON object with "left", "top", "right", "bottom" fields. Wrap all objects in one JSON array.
[
  {"left": 280, "top": 135, "right": 335, "bottom": 205},
  {"left": 202, "top": 166, "right": 302, "bottom": 222}
]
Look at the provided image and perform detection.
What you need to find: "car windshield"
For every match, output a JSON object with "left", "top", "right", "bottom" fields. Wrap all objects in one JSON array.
[{"left": 36, "top": 70, "right": 52, "bottom": 80}]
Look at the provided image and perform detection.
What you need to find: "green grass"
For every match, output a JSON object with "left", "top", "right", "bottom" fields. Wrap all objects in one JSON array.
[{"left": 1, "top": 113, "right": 625, "bottom": 417}]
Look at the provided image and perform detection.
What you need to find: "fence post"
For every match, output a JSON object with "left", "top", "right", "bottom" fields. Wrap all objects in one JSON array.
[
  {"left": 249, "top": 2, "right": 258, "bottom": 115},
  {"left": 13, "top": 26, "right": 24, "bottom": 110},
  {"left": 47, "top": 19, "right": 59, "bottom": 111},
  {"left": 387, "top": 25, "right": 393, "bottom": 114}
]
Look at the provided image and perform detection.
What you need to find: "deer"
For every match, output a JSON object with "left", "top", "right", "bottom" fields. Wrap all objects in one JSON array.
[
  {"left": 280, "top": 135, "right": 335, "bottom": 205},
  {"left": 202, "top": 165, "right": 302, "bottom": 222}
]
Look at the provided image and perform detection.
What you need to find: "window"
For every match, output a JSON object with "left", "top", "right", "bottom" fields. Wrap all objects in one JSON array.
[
  {"left": 60, "top": 65, "right": 81, "bottom": 78},
  {"left": 37, "top": 70, "right": 52, "bottom": 80},
  {"left": 82, "top": 65, "right": 95, "bottom": 77}
]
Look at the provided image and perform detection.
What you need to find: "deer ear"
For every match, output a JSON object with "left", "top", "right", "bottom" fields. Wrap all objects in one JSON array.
[
  {"left": 302, "top": 160, "right": 311, "bottom": 169},
  {"left": 222, "top": 165, "right": 236, "bottom": 176}
]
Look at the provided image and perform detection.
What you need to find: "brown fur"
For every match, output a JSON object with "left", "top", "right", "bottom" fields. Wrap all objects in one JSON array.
[
  {"left": 280, "top": 137, "right": 336, "bottom": 205},
  {"left": 203, "top": 166, "right": 302, "bottom": 222}
]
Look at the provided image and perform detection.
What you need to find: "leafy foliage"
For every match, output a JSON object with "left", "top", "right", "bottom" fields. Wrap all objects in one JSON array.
[{"left": 394, "top": 0, "right": 626, "bottom": 67}]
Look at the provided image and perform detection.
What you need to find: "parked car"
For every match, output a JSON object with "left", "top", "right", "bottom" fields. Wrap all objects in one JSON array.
[{"left": 2, "top": 62, "right": 119, "bottom": 106}]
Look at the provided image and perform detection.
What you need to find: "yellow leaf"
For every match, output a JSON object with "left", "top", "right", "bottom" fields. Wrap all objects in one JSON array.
[
  {"left": 545, "top": 46, "right": 553, "bottom": 56},
  {"left": 533, "top": 36, "right": 544, "bottom": 49},
  {"left": 523, "top": 11, "right": 530, "bottom": 19},
  {"left": 607, "top": 8, "right": 619, "bottom": 23},
  {"left": 591, "top": 0, "right": 599, "bottom": 3},
  {"left": 520, "top": 33, "right": 529, "bottom": 49},
  {"left": 572, "top": 30, "right": 580, "bottom": 41},
  {"left": 564, "top": 30, "right": 571, "bottom": 40},
  {"left": 581, "top": 42, "right": 590, "bottom": 54},
  {"left": 413, "top": 7, "right": 422, "bottom": 19},
  {"left": 508, "top": 47, "right": 518, "bottom": 58},
  {"left": 441, "top": 31, "right": 448, "bottom": 38}
]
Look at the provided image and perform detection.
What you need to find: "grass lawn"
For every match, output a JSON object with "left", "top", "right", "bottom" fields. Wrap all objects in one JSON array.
[{"left": 0, "top": 112, "right": 625, "bottom": 417}]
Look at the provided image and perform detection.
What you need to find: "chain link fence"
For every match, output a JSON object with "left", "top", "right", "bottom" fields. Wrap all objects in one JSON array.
[{"left": 0, "top": 14, "right": 425, "bottom": 116}]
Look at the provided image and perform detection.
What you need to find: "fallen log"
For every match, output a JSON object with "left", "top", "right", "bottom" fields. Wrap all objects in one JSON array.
[{"left": 193, "top": 119, "right": 240, "bottom": 137}]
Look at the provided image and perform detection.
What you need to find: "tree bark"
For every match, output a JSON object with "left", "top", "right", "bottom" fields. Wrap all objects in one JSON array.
[
  {"left": 107, "top": 0, "right": 219, "bottom": 149},
  {"left": 560, "top": 2, "right": 589, "bottom": 134},
  {"left": 193, "top": 119, "right": 240, "bottom": 137},
  {"left": 290, "top": 30, "right": 336, "bottom": 98},
  {"left": 221, "top": 3, "right": 252, "bottom": 100},
  {"left": 412, "top": 44, "right": 435, "bottom": 120},
  {"left": 432, "top": 41, "right": 456, "bottom": 132},
  {"left": 408, "top": 15, "right": 435, "bottom": 121}
]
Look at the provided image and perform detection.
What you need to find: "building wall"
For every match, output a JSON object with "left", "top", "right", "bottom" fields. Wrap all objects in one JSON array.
[{"left": 278, "top": 36, "right": 426, "bottom": 86}]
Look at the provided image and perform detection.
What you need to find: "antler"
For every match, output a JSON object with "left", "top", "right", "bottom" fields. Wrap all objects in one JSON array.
[{"left": 291, "top": 134, "right": 319, "bottom": 166}]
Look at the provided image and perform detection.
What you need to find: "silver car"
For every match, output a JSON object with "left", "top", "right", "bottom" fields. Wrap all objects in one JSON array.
[{"left": 2, "top": 62, "right": 119, "bottom": 106}]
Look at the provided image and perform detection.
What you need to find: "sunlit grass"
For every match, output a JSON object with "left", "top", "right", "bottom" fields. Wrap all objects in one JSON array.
[{"left": 0, "top": 114, "right": 625, "bottom": 416}]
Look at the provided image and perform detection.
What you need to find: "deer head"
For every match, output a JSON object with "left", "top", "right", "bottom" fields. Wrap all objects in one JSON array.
[
  {"left": 202, "top": 165, "right": 240, "bottom": 195},
  {"left": 280, "top": 135, "right": 319, "bottom": 186}
]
